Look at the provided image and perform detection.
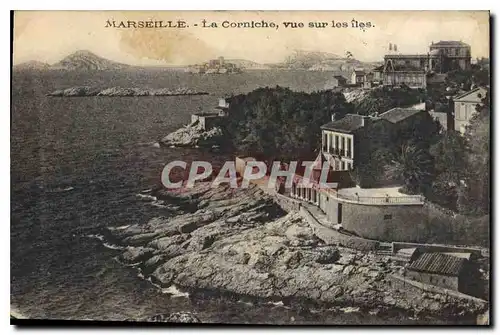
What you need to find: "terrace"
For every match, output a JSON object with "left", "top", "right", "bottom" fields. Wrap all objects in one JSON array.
[{"left": 330, "top": 186, "right": 425, "bottom": 205}]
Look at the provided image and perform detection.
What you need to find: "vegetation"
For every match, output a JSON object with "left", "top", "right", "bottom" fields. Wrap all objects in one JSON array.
[
  {"left": 352, "top": 85, "right": 424, "bottom": 116},
  {"left": 388, "top": 144, "right": 435, "bottom": 195},
  {"left": 225, "top": 86, "right": 352, "bottom": 161},
  {"left": 224, "top": 81, "right": 489, "bottom": 219}
]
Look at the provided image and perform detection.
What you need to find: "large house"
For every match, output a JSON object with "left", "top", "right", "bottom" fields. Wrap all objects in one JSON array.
[
  {"left": 382, "top": 40, "right": 472, "bottom": 88},
  {"left": 320, "top": 108, "right": 428, "bottom": 173},
  {"left": 429, "top": 40, "right": 472, "bottom": 71},
  {"left": 453, "top": 87, "right": 487, "bottom": 134}
]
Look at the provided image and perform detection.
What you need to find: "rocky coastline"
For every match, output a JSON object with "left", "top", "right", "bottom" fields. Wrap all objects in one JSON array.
[
  {"left": 100, "top": 182, "right": 488, "bottom": 324},
  {"left": 47, "top": 86, "right": 208, "bottom": 97},
  {"left": 159, "top": 122, "right": 226, "bottom": 148}
]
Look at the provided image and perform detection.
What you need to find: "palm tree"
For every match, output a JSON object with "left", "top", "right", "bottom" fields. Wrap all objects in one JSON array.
[{"left": 388, "top": 144, "right": 434, "bottom": 194}]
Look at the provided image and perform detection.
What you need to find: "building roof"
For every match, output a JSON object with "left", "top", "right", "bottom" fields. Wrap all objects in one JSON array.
[
  {"left": 430, "top": 40, "right": 470, "bottom": 47},
  {"left": 333, "top": 75, "right": 347, "bottom": 81},
  {"left": 441, "top": 252, "right": 473, "bottom": 261},
  {"left": 429, "top": 49, "right": 441, "bottom": 56},
  {"left": 352, "top": 70, "right": 365, "bottom": 76},
  {"left": 373, "top": 65, "right": 385, "bottom": 72},
  {"left": 384, "top": 54, "right": 429, "bottom": 59},
  {"left": 321, "top": 114, "right": 366, "bottom": 133},
  {"left": 453, "top": 87, "right": 487, "bottom": 102},
  {"left": 397, "top": 248, "right": 419, "bottom": 257},
  {"left": 407, "top": 252, "right": 466, "bottom": 276},
  {"left": 378, "top": 108, "right": 424, "bottom": 123}
]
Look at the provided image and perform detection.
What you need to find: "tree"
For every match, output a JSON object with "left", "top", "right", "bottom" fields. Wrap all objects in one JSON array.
[
  {"left": 427, "top": 131, "right": 468, "bottom": 210},
  {"left": 457, "top": 90, "right": 490, "bottom": 215},
  {"left": 387, "top": 143, "right": 435, "bottom": 195},
  {"left": 430, "top": 131, "right": 467, "bottom": 181},
  {"left": 225, "top": 86, "right": 353, "bottom": 162},
  {"left": 352, "top": 86, "right": 425, "bottom": 116}
]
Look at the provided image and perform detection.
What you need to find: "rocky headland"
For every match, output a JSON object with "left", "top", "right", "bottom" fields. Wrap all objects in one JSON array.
[
  {"left": 159, "top": 122, "right": 225, "bottom": 148},
  {"left": 101, "top": 183, "right": 488, "bottom": 323},
  {"left": 47, "top": 86, "right": 208, "bottom": 97}
]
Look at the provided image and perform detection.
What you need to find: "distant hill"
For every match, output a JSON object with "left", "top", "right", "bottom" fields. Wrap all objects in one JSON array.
[
  {"left": 14, "top": 60, "right": 50, "bottom": 71},
  {"left": 276, "top": 50, "right": 382, "bottom": 73},
  {"left": 51, "top": 50, "right": 131, "bottom": 71},
  {"left": 225, "top": 59, "right": 270, "bottom": 70},
  {"left": 282, "top": 50, "right": 342, "bottom": 69}
]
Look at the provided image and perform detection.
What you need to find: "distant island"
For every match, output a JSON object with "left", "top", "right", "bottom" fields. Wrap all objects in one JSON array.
[
  {"left": 14, "top": 49, "right": 381, "bottom": 73},
  {"left": 47, "top": 86, "right": 208, "bottom": 97},
  {"left": 14, "top": 50, "right": 131, "bottom": 71},
  {"left": 185, "top": 57, "right": 243, "bottom": 74}
]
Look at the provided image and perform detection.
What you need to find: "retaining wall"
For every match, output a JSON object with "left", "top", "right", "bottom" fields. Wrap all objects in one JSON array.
[
  {"left": 389, "top": 274, "right": 487, "bottom": 306},
  {"left": 320, "top": 191, "right": 429, "bottom": 242},
  {"left": 274, "top": 193, "right": 301, "bottom": 212},
  {"left": 300, "top": 206, "right": 379, "bottom": 251}
]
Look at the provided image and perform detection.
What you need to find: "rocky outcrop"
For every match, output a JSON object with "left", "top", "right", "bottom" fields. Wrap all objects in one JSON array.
[
  {"left": 160, "top": 122, "right": 224, "bottom": 148},
  {"left": 103, "top": 183, "right": 488, "bottom": 321},
  {"left": 47, "top": 86, "right": 208, "bottom": 97}
]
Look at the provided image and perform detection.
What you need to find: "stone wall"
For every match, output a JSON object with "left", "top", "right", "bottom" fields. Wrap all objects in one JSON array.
[
  {"left": 274, "top": 193, "right": 301, "bottom": 212},
  {"left": 300, "top": 206, "right": 379, "bottom": 251},
  {"left": 319, "top": 191, "right": 429, "bottom": 242},
  {"left": 389, "top": 274, "right": 487, "bottom": 306},
  {"left": 340, "top": 201, "right": 428, "bottom": 242},
  {"left": 405, "top": 269, "right": 459, "bottom": 291}
]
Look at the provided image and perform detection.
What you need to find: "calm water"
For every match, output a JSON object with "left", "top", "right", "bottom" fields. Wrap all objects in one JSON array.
[{"left": 11, "top": 69, "right": 445, "bottom": 324}]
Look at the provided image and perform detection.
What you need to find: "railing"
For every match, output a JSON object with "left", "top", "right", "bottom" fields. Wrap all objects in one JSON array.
[
  {"left": 338, "top": 194, "right": 425, "bottom": 204},
  {"left": 323, "top": 188, "right": 425, "bottom": 205}
]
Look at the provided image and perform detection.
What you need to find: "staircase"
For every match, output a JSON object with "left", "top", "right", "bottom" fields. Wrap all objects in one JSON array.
[{"left": 377, "top": 242, "right": 393, "bottom": 255}]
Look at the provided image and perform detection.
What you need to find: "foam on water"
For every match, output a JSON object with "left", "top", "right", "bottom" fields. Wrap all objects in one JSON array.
[
  {"left": 340, "top": 306, "right": 360, "bottom": 313},
  {"left": 87, "top": 234, "right": 126, "bottom": 250},
  {"left": 136, "top": 193, "right": 158, "bottom": 201},
  {"left": 161, "top": 285, "right": 190, "bottom": 298}
]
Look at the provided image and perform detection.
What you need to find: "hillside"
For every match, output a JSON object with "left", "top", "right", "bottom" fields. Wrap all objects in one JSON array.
[
  {"left": 278, "top": 50, "right": 380, "bottom": 72},
  {"left": 51, "top": 50, "right": 131, "bottom": 71},
  {"left": 14, "top": 60, "right": 50, "bottom": 71},
  {"left": 226, "top": 59, "right": 270, "bottom": 70}
]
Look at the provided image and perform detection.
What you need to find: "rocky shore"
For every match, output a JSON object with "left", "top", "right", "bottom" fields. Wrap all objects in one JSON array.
[
  {"left": 102, "top": 183, "right": 488, "bottom": 324},
  {"left": 159, "top": 122, "right": 225, "bottom": 148},
  {"left": 47, "top": 86, "right": 208, "bottom": 97}
]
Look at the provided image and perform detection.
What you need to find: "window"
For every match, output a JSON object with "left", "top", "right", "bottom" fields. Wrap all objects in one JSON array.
[
  {"left": 346, "top": 138, "right": 352, "bottom": 157},
  {"left": 477, "top": 93, "right": 482, "bottom": 99},
  {"left": 383, "top": 214, "right": 392, "bottom": 220},
  {"left": 341, "top": 161, "right": 345, "bottom": 170}
]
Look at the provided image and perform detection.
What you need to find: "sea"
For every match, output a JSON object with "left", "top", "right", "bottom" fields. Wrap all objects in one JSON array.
[{"left": 11, "top": 68, "right": 454, "bottom": 324}]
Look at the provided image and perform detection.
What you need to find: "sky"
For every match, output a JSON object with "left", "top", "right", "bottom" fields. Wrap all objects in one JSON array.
[{"left": 13, "top": 11, "right": 490, "bottom": 66}]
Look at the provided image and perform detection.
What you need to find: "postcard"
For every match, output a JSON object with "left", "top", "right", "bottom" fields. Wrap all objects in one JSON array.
[{"left": 11, "top": 10, "right": 490, "bottom": 326}]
